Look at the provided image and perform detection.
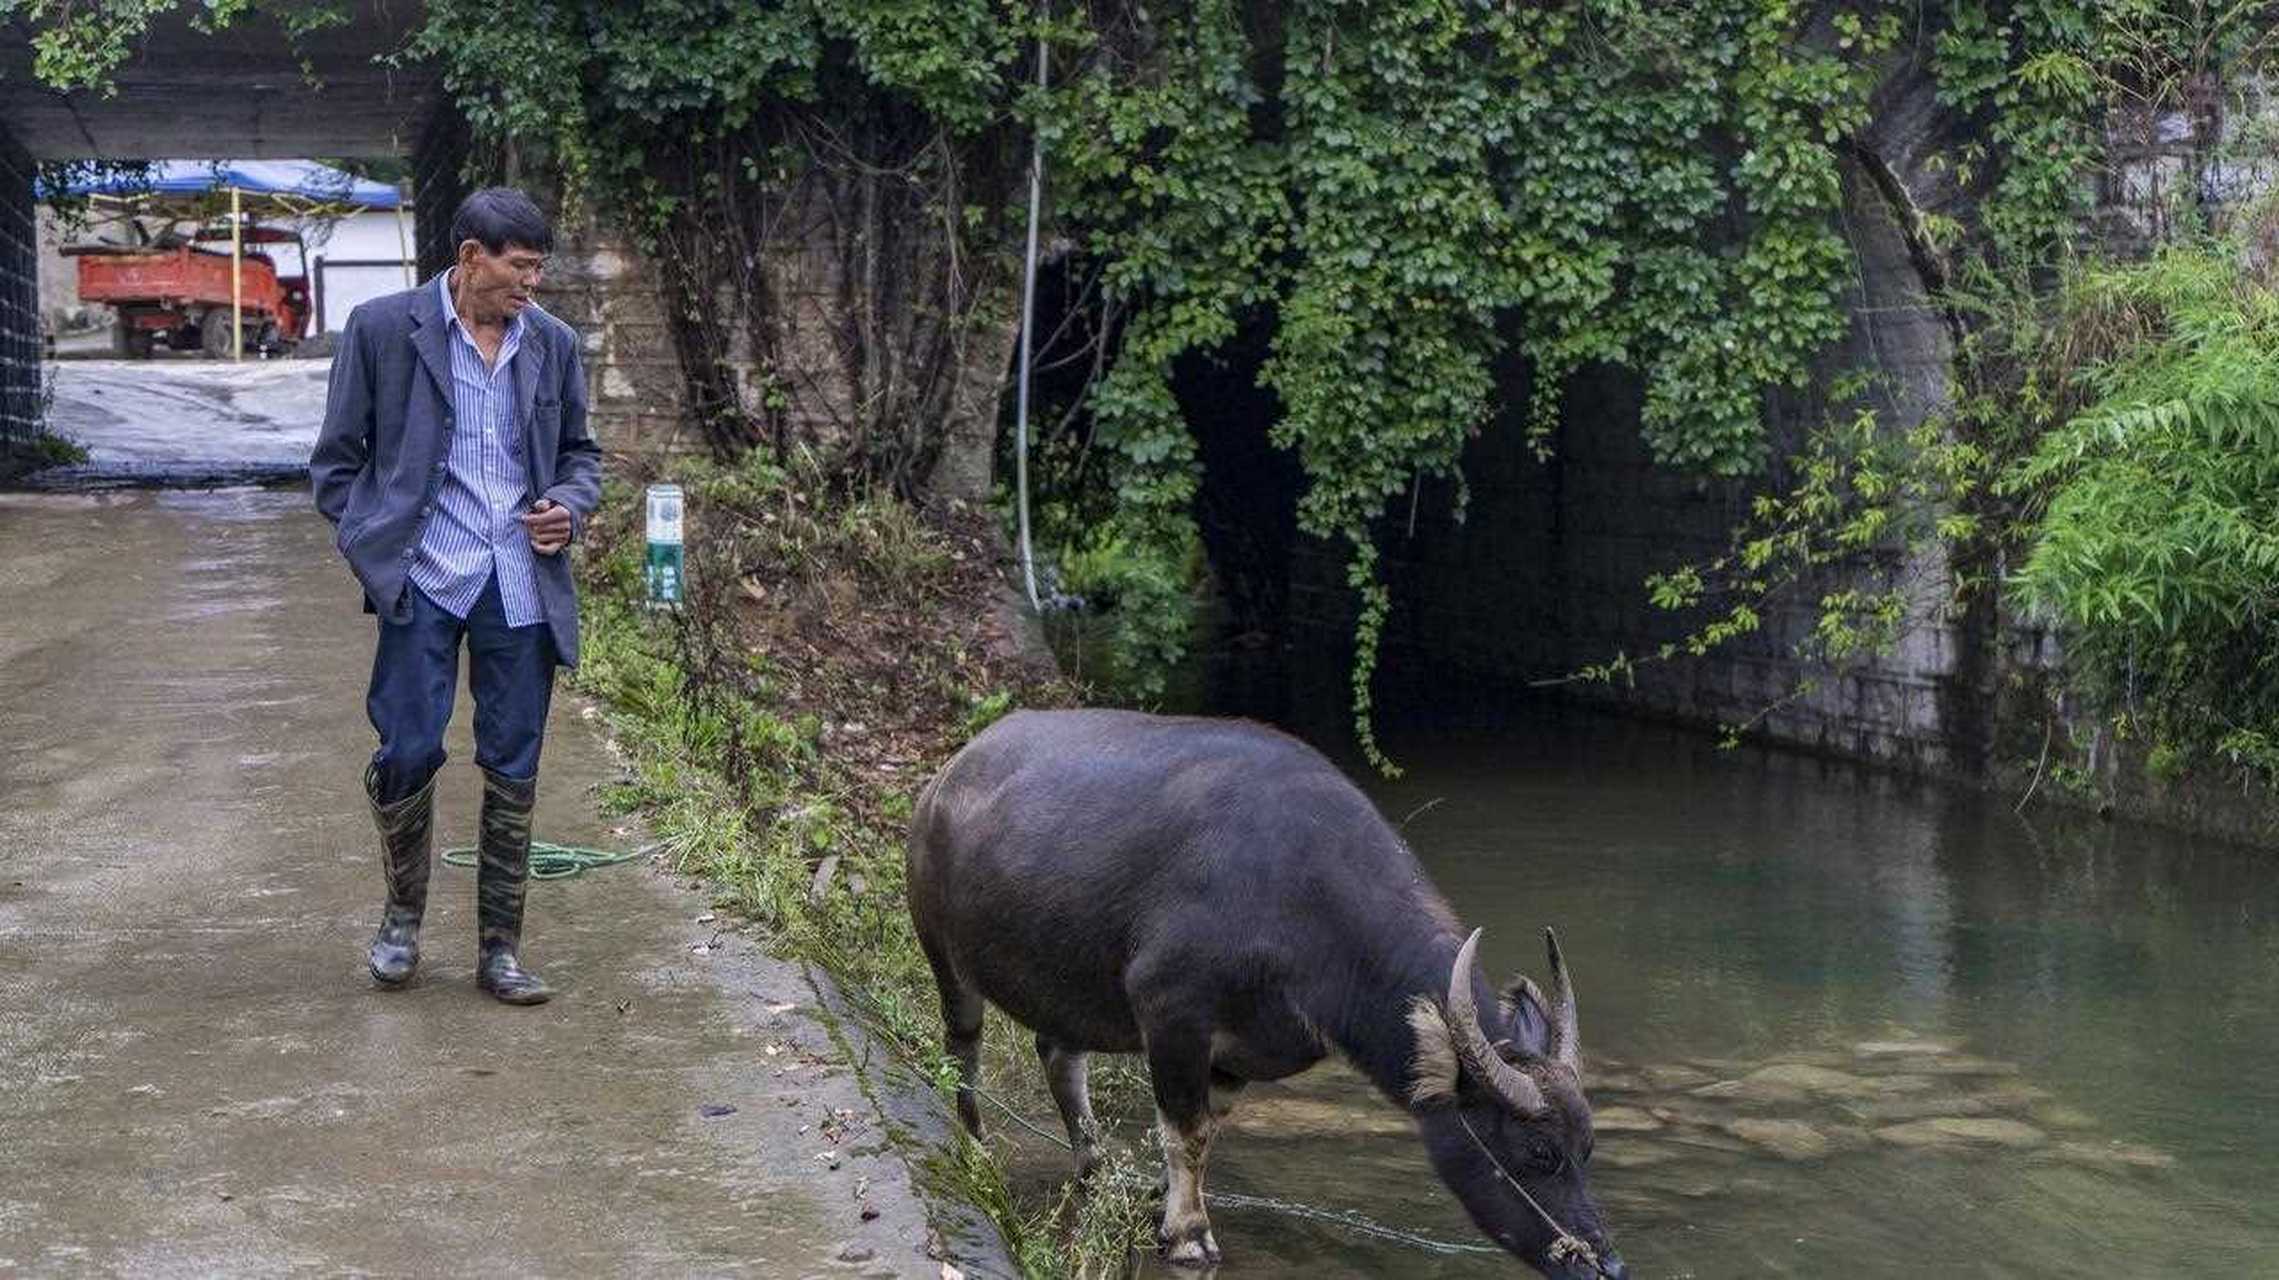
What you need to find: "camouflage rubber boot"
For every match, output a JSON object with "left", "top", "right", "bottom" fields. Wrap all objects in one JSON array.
[
  {"left": 366, "top": 764, "right": 436, "bottom": 986},
  {"left": 475, "top": 768, "right": 553, "bottom": 1005}
]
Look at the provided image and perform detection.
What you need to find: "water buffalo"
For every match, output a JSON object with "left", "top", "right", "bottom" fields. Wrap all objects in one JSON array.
[{"left": 906, "top": 709, "right": 1627, "bottom": 1278}]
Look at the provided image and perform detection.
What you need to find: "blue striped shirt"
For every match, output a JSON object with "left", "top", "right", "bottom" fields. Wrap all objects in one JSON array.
[{"left": 409, "top": 269, "right": 544, "bottom": 627}]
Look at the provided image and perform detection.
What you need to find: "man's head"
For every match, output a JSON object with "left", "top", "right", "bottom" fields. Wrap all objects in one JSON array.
[{"left": 449, "top": 187, "right": 554, "bottom": 324}]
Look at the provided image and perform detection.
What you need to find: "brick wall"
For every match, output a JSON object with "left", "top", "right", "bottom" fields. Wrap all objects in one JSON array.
[
  {"left": 0, "top": 122, "right": 41, "bottom": 464},
  {"left": 2099, "top": 76, "right": 2277, "bottom": 251},
  {"left": 406, "top": 113, "right": 692, "bottom": 460},
  {"left": 535, "top": 187, "right": 995, "bottom": 473},
  {"left": 401, "top": 117, "right": 1008, "bottom": 478},
  {"left": 537, "top": 225, "right": 694, "bottom": 458}
]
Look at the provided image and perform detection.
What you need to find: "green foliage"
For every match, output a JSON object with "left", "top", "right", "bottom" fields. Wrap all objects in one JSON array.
[
  {"left": 401, "top": 0, "right": 843, "bottom": 202},
  {"left": 6, "top": 0, "right": 192, "bottom": 92},
  {"left": 957, "top": 687, "right": 1016, "bottom": 740},
  {"left": 1629, "top": 396, "right": 1989, "bottom": 698},
  {"left": 2, "top": 0, "right": 2004, "bottom": 773},
  {"left": 35, "top": 0, "right": 2279, "bottom": 790},
  {"left": 1931, "top": 0, "right": 2106, "bottom": 263},
  {"left": 1629, "top": 230, "right": 2279, "bottom": 776},
  {"left": 3, "top": 0, "right": 348, "bottom": 92},
  {"left": 1042, "top": 0, "right": 1279, "bottom": 708},
  {"left": 29, "top": 431, "right": 89, "bottom": 467},
  {"left": 1597, "top": 0, "right": 2279, "bottom": 777},
  {"left": 393, "top": 0, "right": 1044, "bottom": 477},
  {"left": 1053, "top": 0, "right": 1897, "bottom": 768},
  {"left": 1043, "top": 525, "right": 1199, "bottom": 699},
  {"left": 2003, "top": 240, "right": 2279, "bottom": 766}
]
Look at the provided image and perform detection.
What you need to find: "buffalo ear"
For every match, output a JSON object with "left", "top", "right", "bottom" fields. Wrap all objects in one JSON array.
[
  {"left": 1406, "top": 996, "right": 1462, "bottom": 1107},
  {"left": 1500, "top": 975, "right": 1548, "bottom": 1032}
]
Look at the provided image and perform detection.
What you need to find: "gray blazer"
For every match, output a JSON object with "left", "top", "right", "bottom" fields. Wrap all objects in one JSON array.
[{"left": 309, "top": 274, "right": 603, "bottom": 665}]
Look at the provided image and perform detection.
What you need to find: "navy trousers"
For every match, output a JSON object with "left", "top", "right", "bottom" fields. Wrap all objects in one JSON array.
[{"left": 367, "top": 574, "right": 556, "bottom": 805}]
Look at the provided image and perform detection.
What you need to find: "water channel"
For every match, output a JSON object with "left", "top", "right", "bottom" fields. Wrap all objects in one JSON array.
[{"left": 1016, "top": 705, "right": 2279, "bottom": 1276}]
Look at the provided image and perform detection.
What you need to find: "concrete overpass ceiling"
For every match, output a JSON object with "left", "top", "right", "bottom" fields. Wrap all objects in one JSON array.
[{"left": 1, "top": 0, "right": 437, "bottom": 161}]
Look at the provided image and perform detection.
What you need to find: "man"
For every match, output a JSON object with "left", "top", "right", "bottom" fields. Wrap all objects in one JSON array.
[{"left": 310, "top": 187, "right": 601, "bottom": 1005}]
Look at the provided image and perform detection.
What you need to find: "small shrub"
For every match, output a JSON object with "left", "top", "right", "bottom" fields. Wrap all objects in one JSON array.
[{"left": 30, "top": 431, "right": 88, "bottom": 467}]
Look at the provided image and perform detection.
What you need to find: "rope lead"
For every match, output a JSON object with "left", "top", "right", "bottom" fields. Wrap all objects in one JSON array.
[
  {"left": 439, "top": 839, "right": 643, "bottom": 880},
  {"left": 1456, "top": 1110, "right": 1601, "bottom": 1272}
]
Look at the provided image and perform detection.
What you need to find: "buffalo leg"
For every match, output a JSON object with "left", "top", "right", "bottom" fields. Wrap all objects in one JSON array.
[
  {"left": 1152, "top": 1072, "right": 1244, "bottom": 1199},
  {"left": 1145, "top": 1024, "right": 1223, "bottom": 1268},
  {"left": 1208, "top": 1068, "right": 1246, "bottom": 1122},
  {"left": 921, "top": 938, "right": 987, "bottom": 1136},
  {"left": 1036, "top": 1033, "right": 1099, "bottom": 1180}
]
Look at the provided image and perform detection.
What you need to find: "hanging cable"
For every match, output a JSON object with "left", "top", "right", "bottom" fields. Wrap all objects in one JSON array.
[{"left": 1012, "top": 12, "right": 1048, "bottom": 612}]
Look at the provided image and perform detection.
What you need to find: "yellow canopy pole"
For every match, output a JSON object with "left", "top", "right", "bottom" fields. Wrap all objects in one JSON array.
[
  {"left": 229, "top": 185, "right": 244, "bottom": 361},
  {"left": 394, "top": 187, "right": 414, "bottom": 287}
]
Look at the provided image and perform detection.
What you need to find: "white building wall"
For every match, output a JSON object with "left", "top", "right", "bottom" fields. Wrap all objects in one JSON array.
[
  {"left": 34, "top": 208, "right": 89, "bottom": 331},
  {"left": 304, "top": 208, "right": 418, "bottom": 332}
]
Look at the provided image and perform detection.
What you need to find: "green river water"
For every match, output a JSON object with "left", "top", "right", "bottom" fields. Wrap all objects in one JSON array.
[{"left": 1057, "top": 711, "right": 2279, "bottom": 1277}]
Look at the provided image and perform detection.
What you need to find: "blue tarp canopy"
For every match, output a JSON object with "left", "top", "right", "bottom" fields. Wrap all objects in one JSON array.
[{"left": 49, "top": 159, "right": 402, "bottom": 209}]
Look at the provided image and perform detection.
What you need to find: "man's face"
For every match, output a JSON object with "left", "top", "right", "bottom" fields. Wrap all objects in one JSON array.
[{"left": 455, "top": 240, "right": 546, "bottom": 321}]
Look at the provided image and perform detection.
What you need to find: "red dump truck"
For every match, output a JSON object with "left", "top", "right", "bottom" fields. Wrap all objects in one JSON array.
[{"left": 66, "top": 227, "right": 310, "bottom": 359}]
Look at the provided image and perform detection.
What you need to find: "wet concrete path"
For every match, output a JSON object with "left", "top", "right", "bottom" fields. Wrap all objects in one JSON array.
[
  {"left": 27, "top": 361, "right": 327, "bottom": 491},
  {"left": 0, "top": 490, "right": 985, "bottom": 1277},
  {"left": 44, "top": 359, "right": 328, "bottom": 467}
]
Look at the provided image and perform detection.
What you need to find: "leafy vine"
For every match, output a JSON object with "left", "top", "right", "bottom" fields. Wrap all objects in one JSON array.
[
  {"left": 1608, "top": 0, "right": 2279, "bottom": 782},
  {"left": 1051, "top": 0, "right": 1895, "bottom": 768}
]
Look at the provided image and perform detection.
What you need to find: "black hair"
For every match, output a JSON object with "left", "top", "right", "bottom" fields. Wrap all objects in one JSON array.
[{"left": 449, "top": 187, "right": 555, "bottom": 256}]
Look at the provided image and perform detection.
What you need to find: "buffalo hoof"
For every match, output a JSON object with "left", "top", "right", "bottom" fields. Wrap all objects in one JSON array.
[{"left": 1160, "top": 1226, "right": 1221, "bottom": 1269}]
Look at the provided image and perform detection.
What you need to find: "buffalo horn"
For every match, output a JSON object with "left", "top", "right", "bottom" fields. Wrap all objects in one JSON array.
[
  {"left": 1447, "top": 929, "right": 1546, "bottom": 1116},
  {"left": 1545, "top": 927, "right": 1581, "bottom": 1074}
]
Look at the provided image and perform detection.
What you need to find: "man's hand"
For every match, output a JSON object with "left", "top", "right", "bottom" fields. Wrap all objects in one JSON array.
[{"left": 521, "top": 499, "right": 573, "bottom": 555}]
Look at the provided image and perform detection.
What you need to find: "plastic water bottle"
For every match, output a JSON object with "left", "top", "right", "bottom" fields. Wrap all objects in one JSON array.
[{"left": 645, "top": 483, "right": 684, "bottom": 607}]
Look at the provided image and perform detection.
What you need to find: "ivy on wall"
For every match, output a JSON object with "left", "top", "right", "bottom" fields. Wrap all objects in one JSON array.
[
  {"left": 1621, "top": 0, "right": 2279, "bottom": 783},
  {"left": 1047, "top": 0, "right": 1896, "bottom": 767},
  {"left": 396, "top": 0, "right": 1035, "bottom": 486}
]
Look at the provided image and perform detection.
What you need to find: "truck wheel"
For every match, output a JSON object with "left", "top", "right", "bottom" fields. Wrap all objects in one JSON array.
[
  {"left": 112, "top": 323, "right": 154, "bottom": 360},
  {"left": 199, "top": 309, "right": 239, "bottom": 358}
]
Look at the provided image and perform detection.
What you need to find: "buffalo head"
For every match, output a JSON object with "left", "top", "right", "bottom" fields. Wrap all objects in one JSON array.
[{"left": 1408, "top": 928, "right": 1627, "bottom": 1279}]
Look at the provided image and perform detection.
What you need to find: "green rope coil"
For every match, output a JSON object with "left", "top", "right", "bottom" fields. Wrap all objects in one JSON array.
[{"left": 440, "top": 840, "right": 643, "bottom": 880}]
